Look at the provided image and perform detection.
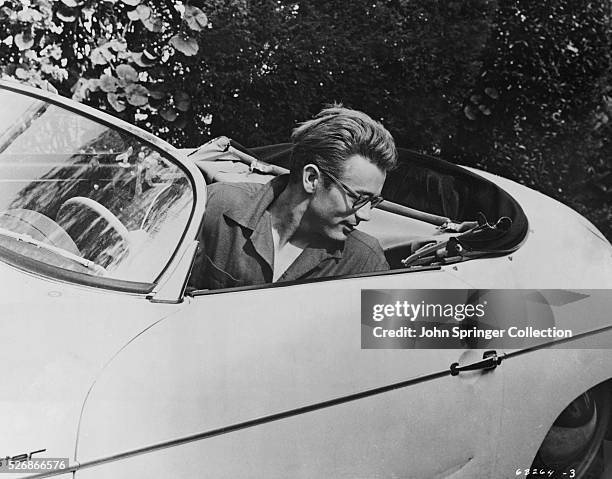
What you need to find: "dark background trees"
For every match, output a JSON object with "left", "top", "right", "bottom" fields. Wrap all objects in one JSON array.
[
  {"left": 2, "top": 0, "right": 611, "bottom": 238},
  {"left": 450, "top": 0, "right": 612, "bottom": 237}
]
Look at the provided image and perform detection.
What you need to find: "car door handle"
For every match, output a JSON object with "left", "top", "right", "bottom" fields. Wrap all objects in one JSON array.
[{"left": 450, "top": 350, "right": 506, "bottom": 376}]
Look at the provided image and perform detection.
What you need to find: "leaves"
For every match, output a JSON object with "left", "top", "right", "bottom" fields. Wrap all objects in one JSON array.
[
  {"left": 136, "top": 4, "right": 151, "bottom": 19},
  {"left": 15, "top": 67, "right": 30, "bottom": 79},
  {"left": 160, "top": 107, "right": 178, "bottom": 121},
  {"left": 160, "top": 45, "right": 174, "bottom": 62},
  {"left": 90, "top": 45, "right": 114, "bottom": 65},
  {"left": 35, "top": 0, "right": 54, "bottom": 18},
  {"left": 478, "top": 105, "right": 492, "bottom": 115},
  {"left": 174, "top": 117, "right": 187, "bottom": 129},
  {"left": 60, "top": 0, "right": 83, "bottom": 7},
  {"left": 71, "top": 77, "right": 90, "bottom": 101},
  {"left": 14, "top": 32, "right": 34, "bottom": 51},
  {"left": 17, "top": 8, "right": 43, "bottom": 22},
  {"left": 99, "top": 74, "right": 119, "bottom": 92},
  {"left": 86, "top": 78, "right": 101, "bottom": 92},
  {"left": 184, "top": 5, "right": 208, "bottom": 31},
  {"left": 454, "top": 0, "right": 612, "bottom": 241},
  {"left": 127, "top": 4, "right": 150, "bottom": 21},
  {"left": 127, "top": 8, "right": 140, "bottom": 21},
  {"left": 132, "top": 52, "right": 156, "bottom": 67},
  {"left": 56, "top": 4, "right": 78, "bottom": 22},
  {"left": 464, "top": 105, "right": 477, "bottom": 121},
  {"left": 116, "top": 64, "right": 138, "bottom": 82},
  {"left": 107, "top": 92, "right": 126, "bottom": 112},
  {"left": 174, "top": 91, "right": 191, "bottom": 111},
  {"left": 108, "top": 38, "right": 128, "bottom": 52},
  {"left": 142, "top": 15, "right": 163, "bottom": 32},
  {"left": 149, "top": 89, "right": 166, "bottom": 100},
  {"left": 0, "top": 0, "right": 209, "bottom": 134},
  {"left": 484, "top": 87, "right": 499, "bottom": 99},
  {"left": 125, "top": 83, "right": 149, "bottom": 106},
  {"left": 169, "top": 34, "right": 198, "bottom": 56}
]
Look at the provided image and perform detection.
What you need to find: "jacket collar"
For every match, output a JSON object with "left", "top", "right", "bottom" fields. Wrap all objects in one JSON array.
[
  {"left": 223, "top": 175, "right": 288, "bottom": 231},
  {"left": 222, "top": 175, "right": 345, "bottom": 279}
]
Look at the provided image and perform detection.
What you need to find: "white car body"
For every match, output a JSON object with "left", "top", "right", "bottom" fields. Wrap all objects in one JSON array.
[{"left": 0, "top": 80, "right": 611, "bottom": 479}]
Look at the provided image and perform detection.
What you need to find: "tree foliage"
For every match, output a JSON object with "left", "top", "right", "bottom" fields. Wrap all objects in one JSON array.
[
  {"left": 449, "top": 0, "right": 612, "bottom": 237},
  {"left": 198, "top": 0, "right": 496, "bottom": 150},
  {"left": 1, "top": 0, "right": 611, "bottom": 238},
  {"left": 0, "top": 0, "right": 209, "bottom": 142}
]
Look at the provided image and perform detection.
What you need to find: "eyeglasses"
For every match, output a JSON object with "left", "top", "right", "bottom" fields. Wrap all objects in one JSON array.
[{"left": 318, "top": 166, "right": 384, "bottom": 210}]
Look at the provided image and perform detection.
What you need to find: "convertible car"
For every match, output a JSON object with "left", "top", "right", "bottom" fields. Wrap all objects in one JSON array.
[{"left": 1, "top": 80, "right": 612, "bottom": 479}]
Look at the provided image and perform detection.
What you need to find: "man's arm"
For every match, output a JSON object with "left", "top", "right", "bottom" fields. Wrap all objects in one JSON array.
[{"left": 347, "top": 230, "right": 390, "bottom": 274}]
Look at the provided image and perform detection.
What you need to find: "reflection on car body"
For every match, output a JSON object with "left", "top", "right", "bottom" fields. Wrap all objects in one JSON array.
[{"left": 1, "top": 80, "right": 612, "bottom": 479}]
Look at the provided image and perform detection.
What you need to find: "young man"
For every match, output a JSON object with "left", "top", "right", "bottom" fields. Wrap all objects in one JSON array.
[{"left": 190, "top": 106, "right": 397, "bottom": 290}]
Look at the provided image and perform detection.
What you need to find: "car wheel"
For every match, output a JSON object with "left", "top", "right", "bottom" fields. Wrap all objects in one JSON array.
[{"left": 530, "top": 382, "right": 611, "bottom": 479}]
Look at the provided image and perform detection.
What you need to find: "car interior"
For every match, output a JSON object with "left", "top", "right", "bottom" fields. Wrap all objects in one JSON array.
[{"left": 187, "top": 137, "right": 529, "bottom": 271}]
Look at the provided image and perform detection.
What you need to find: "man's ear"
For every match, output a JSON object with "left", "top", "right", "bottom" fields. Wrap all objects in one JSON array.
[{"left": 302, "top": 164, "right": 321, "bottom": 194}]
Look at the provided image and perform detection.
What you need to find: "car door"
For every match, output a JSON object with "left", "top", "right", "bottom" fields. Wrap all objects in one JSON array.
[{"left": 74, "top": 267, "right": 508, "bottom": 479}]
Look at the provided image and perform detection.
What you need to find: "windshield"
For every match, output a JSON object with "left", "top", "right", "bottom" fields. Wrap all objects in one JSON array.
[{"left": 0, "top": 88, "right": 194, "bottom": 285}]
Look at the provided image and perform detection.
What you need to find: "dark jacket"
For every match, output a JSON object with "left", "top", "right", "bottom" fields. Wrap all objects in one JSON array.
[{"left": 190, "top": 176, "right": 389, "bottom": 290}]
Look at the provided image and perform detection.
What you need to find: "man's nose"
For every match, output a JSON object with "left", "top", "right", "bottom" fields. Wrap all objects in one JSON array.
[{"left": 355, "top": 203, "right": 373, "bottom": 222}]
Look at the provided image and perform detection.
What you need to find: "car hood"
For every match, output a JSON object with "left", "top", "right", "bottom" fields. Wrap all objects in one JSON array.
[{"left": 0, "top": 261, "right": 183, "bottom": 465}]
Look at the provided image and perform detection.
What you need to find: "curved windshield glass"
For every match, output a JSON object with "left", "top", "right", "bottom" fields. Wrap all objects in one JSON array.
[{"left": 0, "top": 88, "right": 193, "bottom": 284}]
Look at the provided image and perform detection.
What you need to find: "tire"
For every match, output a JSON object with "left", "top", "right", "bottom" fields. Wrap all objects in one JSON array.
[{"left": 530, "top": 382, "right": 611, "bottom": 479}]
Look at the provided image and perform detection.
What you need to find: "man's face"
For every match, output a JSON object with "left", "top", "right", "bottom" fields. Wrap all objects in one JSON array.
[{"left": 305, "top": 154, "right": 386, "bottom": 242}]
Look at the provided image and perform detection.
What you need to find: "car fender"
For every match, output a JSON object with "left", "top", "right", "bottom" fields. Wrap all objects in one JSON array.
[
  {"left": 0, "top": 260, "right": 185, "bottom": 469},
  {"left": 464, "top": 168, "right": 612, "bottom": 289}
]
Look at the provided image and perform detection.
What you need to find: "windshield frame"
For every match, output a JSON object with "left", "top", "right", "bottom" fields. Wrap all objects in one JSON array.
[{"left": 0, "top": 80, "right": 205, "bottom": 295}]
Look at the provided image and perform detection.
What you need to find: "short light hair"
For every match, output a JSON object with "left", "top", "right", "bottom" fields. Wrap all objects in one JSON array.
[{"left": 289, "top": 105, "right": 397, "bottom": 184}]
